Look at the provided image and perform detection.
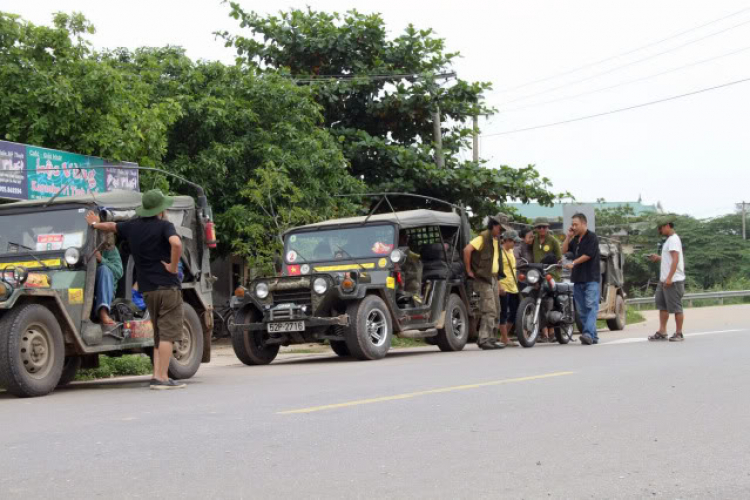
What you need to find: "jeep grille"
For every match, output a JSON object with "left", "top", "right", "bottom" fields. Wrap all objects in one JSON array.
[{"left": 272, "top": 288, "right": 312, "bottom": 308}]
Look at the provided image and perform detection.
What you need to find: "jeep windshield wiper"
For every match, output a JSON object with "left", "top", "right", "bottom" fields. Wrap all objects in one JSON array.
[
  {"left": 334, "top": 245, "right": 370, "bottom": 272},
  {"left": 5, "top": 249, "right": 52, "bottom": 271}
]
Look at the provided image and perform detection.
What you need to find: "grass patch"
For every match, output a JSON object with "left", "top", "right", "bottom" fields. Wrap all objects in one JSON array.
[
  {"left": 627, "top": 308, "right": 646, "bottom": 324},
  {"left": 75, "top": 354, "right": 153, "bottom": 381},
  {"left": 392, "top": 337, "right": 427, "bottom": 348}
]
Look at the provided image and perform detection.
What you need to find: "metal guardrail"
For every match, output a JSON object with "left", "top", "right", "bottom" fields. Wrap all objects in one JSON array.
[{"left": 626, "top": 290, "right": 750, "bottom": 307}]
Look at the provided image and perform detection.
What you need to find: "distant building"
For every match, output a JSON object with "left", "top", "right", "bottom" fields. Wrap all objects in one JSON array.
[{"left": 508, "top": 199, "right": 661, "bottom": 221}]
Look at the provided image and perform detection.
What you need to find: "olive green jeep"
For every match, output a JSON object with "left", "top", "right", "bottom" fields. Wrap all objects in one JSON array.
[
  {"left": 230, "top": 199, "right": 480, "bottom": 364},
  {"left": 0, "top": 188, "right": 215, "bottom": 397}
]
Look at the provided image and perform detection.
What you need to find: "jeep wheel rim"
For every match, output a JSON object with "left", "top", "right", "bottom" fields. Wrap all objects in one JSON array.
[
  {"left": 451, "top": 306, "right": 466, "bottom": 339},
  {"left": 366, "top": 309, "right": 388, "bottom": 347},
  {"left": 20, "top": 324, "right": 54, "bottom": 379},
  {"left": 173, "top": 323, "right": 193, "bottom": 363}
]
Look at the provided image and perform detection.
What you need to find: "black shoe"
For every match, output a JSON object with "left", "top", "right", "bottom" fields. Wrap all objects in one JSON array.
[
  {"left": 490, "top": 340, "right": 506, "bottom": 349},
  {"left": 580, "top": 334, "right": 593, "bottom": 345},
  {"left": 593, "top": 339, "right": 599, "bottom": 345},
  {"left": 150, "top": 378, "right": 187, "bottom": 390},
  {"left": 479, "top": 343, "right": 500, "bottom": 350},
  {"left": 669, "top": 333, "right": 685, "bottom": 342}
]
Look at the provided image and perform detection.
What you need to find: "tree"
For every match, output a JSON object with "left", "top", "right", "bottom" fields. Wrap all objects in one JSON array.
[
  {"left": 222, "top": 5, "right": 559, "bottom": 223},
  {"left": 104, "top": 46, "right": 364, "bottom": 269},
  {"left": 0, "top": 12, "right": 179, "bottom": 167}
]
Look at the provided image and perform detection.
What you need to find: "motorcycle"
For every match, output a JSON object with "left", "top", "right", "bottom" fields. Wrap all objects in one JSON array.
[{"left": 515, "top": 255, "right": 576, "bottom": 347}]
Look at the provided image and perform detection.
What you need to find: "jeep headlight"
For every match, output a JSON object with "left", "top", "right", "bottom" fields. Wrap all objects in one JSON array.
[
  {"left": 313, "top": 277, "right": 328, "bottom": 295},
  {"left": 64, "top": 247, "right": 81, "bottom": 266},
  {"left": 255, "top": 282, "right": 269, "bottom": 299},
  {"left": 390, "top": 249, "right": 405, "bottom": 264},
  {"left": 526, "top": 269, "right": 541, "bottom": 284},
  {"left": 0, "top": 280, "right": 8, "bottom": 300}
]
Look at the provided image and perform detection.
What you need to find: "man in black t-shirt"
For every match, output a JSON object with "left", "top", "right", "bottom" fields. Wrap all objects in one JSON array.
[
  {"left": 562, "top": 213, "right": 601, "bottom": 345},
  {"left": 86, "top": 189, "right": 186, "bottom": 390}
]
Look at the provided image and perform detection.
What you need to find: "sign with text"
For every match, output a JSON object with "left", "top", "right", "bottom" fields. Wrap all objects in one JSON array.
[
  {"left": 0, "top": 141, "right": 27, "bottom": 199},
  {"left": 26, "top": 146, "right": 105, "bottom": 199}
]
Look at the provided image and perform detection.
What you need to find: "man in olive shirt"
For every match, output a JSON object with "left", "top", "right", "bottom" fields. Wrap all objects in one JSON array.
[
  {"left": 532, "top": 217, "right": 562, "bottom": 269},
  {"left": 464, "top": 215, "right": 505, "bottom": 350},
  {"left": 563, "top": 213, "right": 601, "bottom": 345}
]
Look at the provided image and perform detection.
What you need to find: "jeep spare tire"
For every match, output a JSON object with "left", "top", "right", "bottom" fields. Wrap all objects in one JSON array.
[
  {"left": 345, "top": 295, "right": 393, "bottom": 360},
  {"left": 0, "top": 304, "right": 65, "bottom": 398},
  {"left": 168, "top": 303, "right": 204, "bottom": 380},
  {"left": 231, "top": 307, "right": 280, "bottom": 365}
]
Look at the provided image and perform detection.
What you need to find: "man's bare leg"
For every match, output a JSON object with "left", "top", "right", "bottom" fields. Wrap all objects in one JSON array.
[
  {"left": 152, "top": 342, "right": 161, "bottom": 380},
  {"left": 658, "top": 310, "right": 669, "bottom": 334},
  {"left": 675, "top": 313, "right": 684, "bottom": 333},
  {"left": 156, "top": 341, "right": 173, "bottom": 381},
  {"left": 500, "top": 324, "right": 510, "bottom": 345}
]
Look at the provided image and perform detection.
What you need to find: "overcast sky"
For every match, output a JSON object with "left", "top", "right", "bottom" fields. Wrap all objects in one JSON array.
[{"left": 4, "top": 0, "right": 750, "bottom": 218}]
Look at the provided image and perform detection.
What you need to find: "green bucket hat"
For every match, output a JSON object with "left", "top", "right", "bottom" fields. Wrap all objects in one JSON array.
[
  {"left": 656, "top": 216, "right": 675, "bottom": 228},
  {"left": 534, "top": 217, "right": 550, "bottom": 228},
  {"left": 136, "top": 189, "right": 174, "bottom": 217},
  {"left": 501, "top": 230, "right": 522, "bottom": 243}
]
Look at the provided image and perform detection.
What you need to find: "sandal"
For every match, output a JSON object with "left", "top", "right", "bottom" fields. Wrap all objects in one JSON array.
[
  {"left": 648, "top": 332, "right": 668, "bottom": 341},
  {"left": 669, "top": 333, "right": 685, "bottom": 342}
]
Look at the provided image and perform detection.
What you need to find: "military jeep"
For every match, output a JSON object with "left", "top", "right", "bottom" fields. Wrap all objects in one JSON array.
[
  {"left": 0, "top": 189, "right": 215, "bottom": 397},
  {"left": 230, "top": 205, "right": 478, "bottom": 364}
]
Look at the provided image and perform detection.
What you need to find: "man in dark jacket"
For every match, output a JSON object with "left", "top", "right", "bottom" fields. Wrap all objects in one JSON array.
[
  {"left": 563, "top": 213, "right": 601, "bottom": 345},
  {"left": 463, "top": 215, "right": 505, "bottom": 350}
]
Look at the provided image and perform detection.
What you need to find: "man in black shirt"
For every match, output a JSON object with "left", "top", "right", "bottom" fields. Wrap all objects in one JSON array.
[
  {"left": 562, "top": 213, "right": 601, "bottom": 345},
  {"left": 86, "top": 189, "right": 186, "bottom": 389}
]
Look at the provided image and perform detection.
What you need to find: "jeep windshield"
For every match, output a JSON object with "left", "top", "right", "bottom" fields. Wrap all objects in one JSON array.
[
  {"left": 0, "top": 208, "right": 88, "bottom": 256},
  {"left": 285, "top": 224, "right": 396, "bottom": 263}
]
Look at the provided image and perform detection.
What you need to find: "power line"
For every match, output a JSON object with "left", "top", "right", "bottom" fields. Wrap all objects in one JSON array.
[
  {"left": 501, "top": 44, "right": 750, "bottom": 113},
  {"left": 495, "top": 5, "right": 750, "bottom": 93},
  {"left": 481, "top": 76, "right": 750, "bottom": 137},
  {"left": 494, "top": 17, "right": 750, "bottom": 107},
  {"left": 290, "top": 71, "right": 456, "bottom": 83}
]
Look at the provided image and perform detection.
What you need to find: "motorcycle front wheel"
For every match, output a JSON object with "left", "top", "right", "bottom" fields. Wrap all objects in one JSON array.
[{"left": 515, "top": 297, "right": 540, "bottom": 348}]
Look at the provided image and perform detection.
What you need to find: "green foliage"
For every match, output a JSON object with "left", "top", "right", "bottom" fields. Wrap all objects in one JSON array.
[
  {"left": 0, "top": 12, "right": 179, "bottom": 167},
  {"left": 594, "top": 207, "right": 750, "bottom": 294},
  {"left": 223, "top": 5, "right": 559, "bottom": 223},
  {"left": 75, "top": 354, "right": 152, "bottom": 381}
]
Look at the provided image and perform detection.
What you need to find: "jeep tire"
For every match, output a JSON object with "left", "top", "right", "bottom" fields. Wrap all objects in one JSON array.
[
  {"left": 345, "top": 295, "right": 392, "bottom": 361},
  {"left": 0, "top": 304, "right": 65, "bottom": 398},
  {"left": 436, "top": 294, "right": 469, "bottom": 352},
  {"left": 57, "top": 356, "right": 82, "bottom": 387},
  {"left": 330, "top": 340, "right": 350, "bottom": 357},
  {"left": 231, "top": 308, "right": 280, "bottom": 365},
  {"left": 168, "top": 303, "right": 204, "bottom": 380}
]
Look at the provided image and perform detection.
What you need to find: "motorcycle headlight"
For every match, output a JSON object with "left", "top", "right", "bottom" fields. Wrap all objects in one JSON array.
[
  {"left": 255, "top": 282, "right": 269, "bottom": 299},
  {"left": 313, "top": 277, "right": 328, "bottom": 295},
  {"left": 64, "top": 247, "right": 81, "bottom": 266},
  {"left": 526, "top": 269, "right": 541, "bottom": 284}
]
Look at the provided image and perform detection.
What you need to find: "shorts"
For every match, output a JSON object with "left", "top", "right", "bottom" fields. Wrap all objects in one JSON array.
[
  {"left": 655, "top": 281, "right": 685, "bottom": 314},
  {"left": 143, "top": 288, "right": 184, "bottom": 347},
  {"left": 499, "top": 292, "right": 520, "bottom": 325}
]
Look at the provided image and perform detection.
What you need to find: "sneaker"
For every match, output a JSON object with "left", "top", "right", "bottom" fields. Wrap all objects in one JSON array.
[
  {"left": 580, "top": 334, "right": 593, "bottom": 345},
  {"left": 669, "top": 333, "right": 685, "bottom": 342},
  {"left": 150, "top": 378, "right": 187, "bottom": 390},
  {"left": 593, "top": 339, "right": 599, "bottom": 345}
]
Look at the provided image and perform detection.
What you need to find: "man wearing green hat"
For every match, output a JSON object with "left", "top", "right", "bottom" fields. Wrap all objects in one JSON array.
[
  {"left": 648, "top": 216, "right": 686, "bottom": 342},
  {"left": 86, "top": 189, "right": 186, "bottom": 389}
]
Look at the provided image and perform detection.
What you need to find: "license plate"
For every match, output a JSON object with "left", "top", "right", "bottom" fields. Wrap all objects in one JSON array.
[{"left": 267, "top": 321, "right": 305, "bottom": 333}]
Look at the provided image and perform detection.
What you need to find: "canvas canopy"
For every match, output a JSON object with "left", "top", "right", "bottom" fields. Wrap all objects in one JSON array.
[
  {"left": 290, "top": 209, "right": 462, "bottom": 234},
  {"left": 0, "top": 190, "right": 195, "bottom": 212}
]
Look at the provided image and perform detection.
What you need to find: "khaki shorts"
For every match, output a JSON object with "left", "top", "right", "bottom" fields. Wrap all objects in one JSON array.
[
  {"left": 655, "top": 281, "right": 685, "bottom": 314},
  {"left": 143, "top": 288, "right": 184, "bottom": 347}
]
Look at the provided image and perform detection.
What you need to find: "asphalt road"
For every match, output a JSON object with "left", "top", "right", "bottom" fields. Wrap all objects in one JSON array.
[{"left": 1, "top": 305, "right": 749, "bottom": 499}]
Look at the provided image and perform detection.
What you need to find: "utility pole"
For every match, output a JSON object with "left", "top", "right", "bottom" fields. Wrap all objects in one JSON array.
[
  {"left": 472, "top": 115, "right": 479, "bottom": 163},
  {"left": 432, "top": 105, "right": 444, "bottom": 168},
  {"left": 743, "top": 201, "right": 747, "bottom": 240}
]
